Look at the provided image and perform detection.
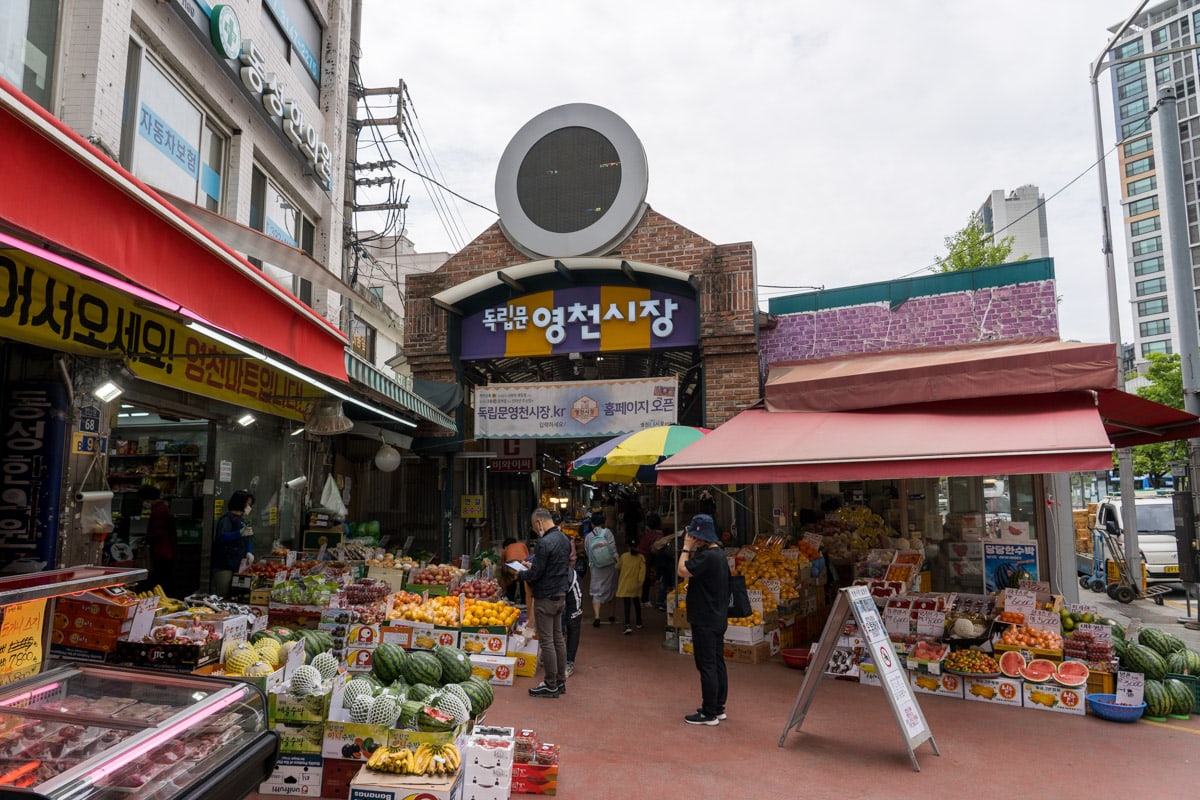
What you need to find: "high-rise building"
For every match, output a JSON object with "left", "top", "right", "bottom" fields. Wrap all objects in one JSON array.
[
  {"left": 1105, "top": 1, "right": 1200, "bottom": 368},
  {"left": 978, "top": 185, "right": 1050, "bottom": 261}
]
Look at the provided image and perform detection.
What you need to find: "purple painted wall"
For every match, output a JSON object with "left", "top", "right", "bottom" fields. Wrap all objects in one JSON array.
[{"left": 759, "top": 280, "right": 1059, "bottom": 376}]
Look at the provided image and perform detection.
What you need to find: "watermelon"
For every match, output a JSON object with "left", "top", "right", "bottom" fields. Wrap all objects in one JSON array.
[
  {"left": 349, "top": 693, "right": 373, "bottom": 723},
  {"left": 403, "top": 651, "right": 443, "bottom": 685},
  {"left": 407, "top": 683, "right": 437, "bottom": 703},
  {"left": 289, "top": 664, "right": 323, "bottom": 696},
  {"left": 434, "top": 645, "right": 473, "bottom": 684},
  {"left": 368, "top": 695, "right": 398, "bottom": 726},
  {"left": 1160, "top": 632, "right": 1188, "bottom": 655},
  {"left": 458, "top": 679, "right": 492, "bottom": 716},
  {"left": 311, "top": 651, "right": 339, "bottom": 680},
  {"left": 1164, "top": 678, "right": 1195, "bottom": 717},
  {"left": 1110, "top": 621, "right": 1126, "bottom": 641},
  {"left": 1054, "top": 661, "right": 1089, "bottom": 688},
  {"left": 342, "top": 678, "right": 376, "bottom": 709},
  {"left": 1019, "top": 659, "right": 1056, "bottom": 683},
  {"left": 1123, "top": 643, "right": 1169, "bottom": 681},
  {"left": 998, "top": 650, "right": 1026, "bottom": 678},
  {"left": 1138, "top": 628, "right": 1178, "bottom": 658},
  {"left": 1144, "top": 679, "right": 1171, "bottom": 718},
  {"left": 431, "top": 690, "right": 471, "bottom": 725},
  {"left": 371, "top": 643, "right": 408, "bottom": 685},
  {"left": 417, "top": 705, "right": 457, "bottom": 732},
  {"left": 1181, "top": 649, "right": 1200, "bottom": 675},
  {"left": 397, "top": 699, "right": 424, "bottom": 730}
]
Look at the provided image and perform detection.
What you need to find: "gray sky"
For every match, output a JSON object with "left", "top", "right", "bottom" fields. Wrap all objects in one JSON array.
[{"left": 357, "top": 0, "right": 1143, "bottom": 344}]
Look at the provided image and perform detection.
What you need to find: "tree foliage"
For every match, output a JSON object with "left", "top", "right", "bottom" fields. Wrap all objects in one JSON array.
[
  {"left": 934, "top": 211, "right": 1027, "bottom": 272},
  {"left": 1130, "top": 352, "right": 1186, "bottom": 486}
]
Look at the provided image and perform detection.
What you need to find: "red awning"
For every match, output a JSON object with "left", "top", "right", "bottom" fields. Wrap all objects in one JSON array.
[
  {"left": 0, "top": 79, "right": 348, "bottom": 381},
  {"left": 656, "top": 394, "right": 1116, "bottom": 486},
  {"left": 765, "top": 339, "right": 1118, "bottom": 412},
  {"left": 1097, "top": 388, "right": 1200, "bottom": 447}
]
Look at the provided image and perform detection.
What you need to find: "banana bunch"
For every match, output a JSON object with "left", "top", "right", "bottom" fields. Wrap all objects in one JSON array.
[
  {"left": 134, "top": 585, "right": 185, "bottom": 613},
  {"left": 367, "top": 744, "right": 461, "bottom": 775}
]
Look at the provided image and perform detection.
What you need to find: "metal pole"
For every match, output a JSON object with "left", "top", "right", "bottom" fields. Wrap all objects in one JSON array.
[
  {"left": 1155, "top": 87, "right": 1200, "bottom": 628},
  {"left": 1089, "top": 0, "right": 1148, "bottom": 593}
]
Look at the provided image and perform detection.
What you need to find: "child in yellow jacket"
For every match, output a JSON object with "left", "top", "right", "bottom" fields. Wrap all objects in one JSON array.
[{"left": 616, "top": 539, "right": 646, "bottom": 634}]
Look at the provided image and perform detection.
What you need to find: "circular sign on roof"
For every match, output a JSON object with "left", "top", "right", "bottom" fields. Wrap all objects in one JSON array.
[
  {"left": 496, "top": 104, "right": 648, "bottom": 258},
  {"left": 210, "top": 5, "right": 243, "bottom": 60}
]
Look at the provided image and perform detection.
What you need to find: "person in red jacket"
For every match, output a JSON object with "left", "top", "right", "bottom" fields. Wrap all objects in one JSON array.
[{"left": 140, "top": 485, "right": 177, "bottom": 596}]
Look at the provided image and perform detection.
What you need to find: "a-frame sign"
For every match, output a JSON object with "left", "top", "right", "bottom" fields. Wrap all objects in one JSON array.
[{"left": 779, "top": 585, "right": 940, "bottom": 771}]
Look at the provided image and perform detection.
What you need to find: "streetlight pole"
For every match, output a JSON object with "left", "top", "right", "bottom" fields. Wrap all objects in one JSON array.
[{"left": 1090, "top": 0, "right": 1148, "bottom": 599}]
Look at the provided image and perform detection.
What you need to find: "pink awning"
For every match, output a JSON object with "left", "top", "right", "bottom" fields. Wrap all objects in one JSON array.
[
  {"left": 766, "top": 339, "right": 1118, "bottom": 413},
  {"left": 656, "top": 394, "right": 1116, "bottom": 486},
  {"left": 1098, "top": 388, "right": 1200, "bottom": 447}
]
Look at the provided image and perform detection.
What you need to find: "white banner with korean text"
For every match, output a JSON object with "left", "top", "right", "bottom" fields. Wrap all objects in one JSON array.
[{"left": 474, "top": 377, "right": 677, "bottom": 439}]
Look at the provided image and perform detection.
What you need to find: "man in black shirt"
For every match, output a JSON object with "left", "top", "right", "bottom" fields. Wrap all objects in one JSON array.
[
  {"left": 677, "top": 513, "right": 729, "bottom": 725},
  {"left": 519, "top": 507, "right": 572, "bottom": 697}
]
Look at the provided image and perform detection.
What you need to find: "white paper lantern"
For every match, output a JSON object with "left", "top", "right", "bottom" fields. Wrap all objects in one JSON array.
[{"left": 374, "top": 442, "right": 401, "bottom": 472}]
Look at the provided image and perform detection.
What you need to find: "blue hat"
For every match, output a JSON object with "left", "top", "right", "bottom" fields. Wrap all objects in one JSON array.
[{"left": 687, "top": 514, "right": 718, "bottom": 542}]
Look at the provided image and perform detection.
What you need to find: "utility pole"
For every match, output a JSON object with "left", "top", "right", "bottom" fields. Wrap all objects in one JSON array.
[{"left": 1155, "top": 87, "right": 1200, "bottom": 628}]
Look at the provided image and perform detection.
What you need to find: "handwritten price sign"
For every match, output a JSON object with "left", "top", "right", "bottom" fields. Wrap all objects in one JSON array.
[{"left": 0, "top": 600, "right": 45, "bottom": 686}]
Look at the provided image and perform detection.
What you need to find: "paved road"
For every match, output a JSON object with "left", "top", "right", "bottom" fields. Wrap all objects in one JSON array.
[{"left": 1090, "top": 582, "right": 1200, "bottom": 650}]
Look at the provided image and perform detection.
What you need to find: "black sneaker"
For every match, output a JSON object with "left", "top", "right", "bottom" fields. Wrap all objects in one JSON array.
[
  {"left": 623, "top": 626, "right": 632, "bottom": 635},
  {"left": 528, "top": 682, "right": 560, "bottom": 698},
  {"left": 684, "top": 711, "right": 719, "bottom": 726},
  {"left": 557, "top": 680, "right": 566, "bottom": 694},
  {"left": 698, "top": 707, "right": 727, "bottom": 720},
  {"left": 592, "top": 619, "right": 601, "bottom": 628}
]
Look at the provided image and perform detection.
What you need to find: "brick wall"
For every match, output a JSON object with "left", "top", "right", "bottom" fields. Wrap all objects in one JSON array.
[
  {"left": 404, "top": 207, "right": 760, "bottom": 431},
  {"left": 759, "top": 280, "right": 1059, "bottom": 375}
]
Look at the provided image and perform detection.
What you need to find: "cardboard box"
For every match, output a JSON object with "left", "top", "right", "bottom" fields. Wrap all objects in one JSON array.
[
  {"left": 724, "top": 640, "right": 771, "bottom": 664},
  {"left": 275, "top": 721, "right": 327, "bottom": 756},
  {"left": 1023, "top": 682, "right": 1086, "bottom": 715},
  {"left": 460, "top": 631, "right": 509, "bottom": 657},
  {"left": 193, "top": 662, "right": 285, "bottom": 693},
  {"left": 433, "top": 625, "right": 461, "bottom": 649},
  {"left": 405, "top": 583, "right": 450, "bottom": 597},
  {"left": 267, "top": 603, "right": 325, "bottom": 631},
  {"left": 461, "top": 783, "right": 509, "bottom": 800},
  {"left": 510, "top": 762, "right": 558, "bottom": 796},
  {"left": 678, "top": 631, "right": 693, "bottom": 656},
  {"left": 50, "top": 626, "right": 124, "bottom": 651},
  {"left": 52, "top": 608, "right": 135, "bottom": 638},
  {"left": 250, "top": 587, "right": 273, "bottom": 606},
  {"left": 55, "top": 590, "right": 145, "bottom": 622},
  {"left": 349, "top": 763, "right": 463, "bottom": 800},
  {"left": 346, "top": 648, "right": 375, "bottom": 674},
  {"left": 963, "top": 676, "right": 1023, "bottom": 706},
  {"left": 723, "top": 624, "right": 763, "bottom": 645},
  {"left": 464, "top": 734, "right": 514, "bottom": 772},
  {"left": 159, "top": 611, "right": 250, "bottom": 647},
  {"left": 259, "top": 753, "right": 324, "bottom": 796},
  {"left": 671, "top": 607, "right": 690, "bottom": 630},
  {"left": 468, "top": 654, "right": 516, "bottom": 686},
  {"left": 321, "top": 756, "right": 361, "bottom": 800},
  {"left": 113, "top": 638, "right": 220, "bottom": 671},
  {"left": 47, "top": 644, "right": 114, "bottom": 663},
  {"left": 909, "top": 670, "right": 964, "bottom": 698},
  {"left": 367, "top": 565, "right": 410, "bottom": 591},
  {"left": 409, "top": 622, "right": 439, "bottom": 651},
  {"left": 389, "top": 721, "right": 470, "bottom": 753},
  {"left": 322, "top": 721, "right": 392, "bottom": 760},
  {"left": 507, "top": 636, "right": 539, "bottom": 678},
  {"left": 379, "top": 623, "right": 414, "bottom": 649},
  {"left": 270, "top": 690, "right": 334, "bottom": 724}
]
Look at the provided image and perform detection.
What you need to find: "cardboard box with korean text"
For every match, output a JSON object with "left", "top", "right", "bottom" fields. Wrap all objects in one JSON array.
[
  {"left": 724, "top": 641, "right": 771, "bottom": 664},
  {"left": 963, "top": 676, "right": 1023, "bottom": 706},
  {"left": 275, "top": 721, "right": 327, "bottom": 756},
  {"left": 433, "top": 625, "right": 461, "bottom": 649},
  {"left": 113, "top": 638, "right": 220, "bottom": 671},
  {"left": 510, "top": 763, "right": 558, "bottom": 796},
  {"left": 408, "top": 621, "right": 439, "bottom": 651},
  {"left": 258, "top": 753, "right": 324, "bottom": 796},
  {"left": 468, "top": 654, "right": 516, "bottom": 686},
  {"left": 506, "top": 635, "right": 539, "bottom": 678},
  {"left": 349, "top": 763, "right": 464, "bottom": 800},
  {"left": 269, "top": 671, "right": 343, "bottom": 724},
  {"left": 379, "top": 623, "right": 414, "bottom": 650},
  {"left": 321, "top": 756, "right": 361, "bottom": 800},
  {"left": 460, "top": 630, "right": 509, "bottom": 658},
  {"left": 1023, "top": 682, "right": 1085, "bottom": 715},
  {"left": 909, "top": 670, "right": 964, "bottom": 698}
]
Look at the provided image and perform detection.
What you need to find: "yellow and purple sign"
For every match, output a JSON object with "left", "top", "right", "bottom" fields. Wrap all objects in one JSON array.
[
  {"left": 0, "top": 247, "right": 321, "bottom": 420},
  {"left": 461, "top": 285, "right": 697, "bottom": 360}
]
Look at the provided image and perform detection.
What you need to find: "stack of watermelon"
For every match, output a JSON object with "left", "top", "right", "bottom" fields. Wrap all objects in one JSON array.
[
  {"left": 339, "top": 642, "right": 494, "bottom": 730},
  {"left": 1117, "top": 626, "right": 1199, "bottom": 719}
]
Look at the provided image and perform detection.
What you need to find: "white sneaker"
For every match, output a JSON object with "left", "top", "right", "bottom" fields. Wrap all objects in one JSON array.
[{"left": 565, "top": 662, "right": 575, "bottom": 678}]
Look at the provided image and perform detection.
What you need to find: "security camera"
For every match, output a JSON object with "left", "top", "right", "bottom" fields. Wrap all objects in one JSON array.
[{"left": 284, "top": 476, "right": 308, "bottom": 490}]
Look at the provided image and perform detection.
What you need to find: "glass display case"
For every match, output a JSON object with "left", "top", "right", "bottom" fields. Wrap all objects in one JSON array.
[{"left": 0, "top": 568, "right": 277, "bottom": 799}]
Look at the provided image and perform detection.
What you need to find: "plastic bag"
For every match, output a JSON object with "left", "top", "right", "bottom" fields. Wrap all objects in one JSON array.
[{"left": 320, "top": 475, "right": 348, "bottom": 517}]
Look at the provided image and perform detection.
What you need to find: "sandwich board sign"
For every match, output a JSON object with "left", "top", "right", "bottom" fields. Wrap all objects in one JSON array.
[{"left": 779, "top": 585, "right": 940, "bottom": 771}]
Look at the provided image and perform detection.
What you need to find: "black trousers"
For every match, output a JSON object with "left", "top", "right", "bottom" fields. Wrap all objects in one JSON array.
[{"left": 690, "top": 624, "right": 728, "bottom": 716}]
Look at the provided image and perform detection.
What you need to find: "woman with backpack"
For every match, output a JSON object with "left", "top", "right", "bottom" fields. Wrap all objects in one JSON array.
[{"left": 584, "top": 510, "right": 618, "bottom": 627}]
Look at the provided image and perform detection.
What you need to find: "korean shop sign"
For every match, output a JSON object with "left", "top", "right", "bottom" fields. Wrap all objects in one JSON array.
[
  {"left": 461, "top": 285, "right": 697, "bottom": 360},
  {"left": 0, "top": 248, "right": 319, "bottom": 420},
  {"left": 474, "top": 377, "right": 677, "bottom": 439}
]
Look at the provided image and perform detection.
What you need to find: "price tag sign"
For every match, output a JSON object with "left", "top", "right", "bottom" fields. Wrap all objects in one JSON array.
[
  {"left": 0, "top": 600, "right": 44, "bottom": 686},
  {"left": 1116, "top": 670, "right": 1144, "bottom": 706},
  {"left": 1025, "top": 609, "right": 1062, "bottom": 634},
  {"left": 1078, "top": 622, "right": 1113, "bottom": 643},
  {"left": 915, "top": 609, "right": 946, "bottom": 638},
  {"left": 803, "top": 533, "right": 824, "bottom": 549},
  {"left": 1018, "top": 579, "right": 1051, "bottom": 594},
  {"left": 761, "top": 579, "right": 782, "bottom": 603},
  {"left": 883, "top": 604, "right": 912, "bottom": 637},
  {"left": 1003, "top": 589, "right": 1036, "bottom": 616},
  {"left": 1067, "top": 603, "right": 1097, "bottom": 616}
]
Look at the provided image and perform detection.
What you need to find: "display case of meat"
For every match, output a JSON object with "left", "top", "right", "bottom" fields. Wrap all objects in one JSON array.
[{"left": 0, "top": 567, "right": 278, "bottom": 799}]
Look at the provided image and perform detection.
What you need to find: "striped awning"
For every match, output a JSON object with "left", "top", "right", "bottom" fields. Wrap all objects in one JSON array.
[{"left": 345, "top": 352, "right": 456, "bottom": 432}]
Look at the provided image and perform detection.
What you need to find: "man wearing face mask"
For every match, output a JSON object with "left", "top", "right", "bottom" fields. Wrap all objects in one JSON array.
[
  {"left": 211, "top": 489, "right": 255, "bottom": 597},
  {"left": 518, "top": 507, "right": 572, "bottom": 697}
]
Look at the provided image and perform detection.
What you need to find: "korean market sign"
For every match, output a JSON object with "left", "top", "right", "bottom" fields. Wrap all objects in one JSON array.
[
  {"left": 983, "top": 541, "right": 1038, "bottom": 594},
  {"left": 474, "top": 377, "right": 677, "bottom": 439},
  {"left": 0, "top": 247, "right": 321, "bottom": 420},
  {"left": 460, "top": 285, "right": 697, "bottom": 360}
]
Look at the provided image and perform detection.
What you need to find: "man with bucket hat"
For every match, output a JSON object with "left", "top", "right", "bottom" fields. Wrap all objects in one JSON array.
[{"left": 677, "top": 513, "right": 729, "bottom": 725}]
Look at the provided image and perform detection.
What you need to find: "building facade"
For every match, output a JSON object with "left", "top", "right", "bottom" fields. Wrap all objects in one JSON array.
[
  {"left": 978, "top": 185, "right": 1050, "bottom": 261},
  {"left": 1105, "top": 1, "right": 1200, "bottom": 367}
]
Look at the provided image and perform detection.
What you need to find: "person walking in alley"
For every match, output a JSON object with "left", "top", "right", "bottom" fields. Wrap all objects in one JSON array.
[
  {"left": 518, "top": 507, "right": 572, "bottom": 697},
  {"left": 616, "top": 538, "right": 646, "bottom": 634},
  {"left": 584, "top": 510, "right": 618, "bottom": 626},
  {"left": 677, "top": 513, "right": 729, "bottom": 725}
]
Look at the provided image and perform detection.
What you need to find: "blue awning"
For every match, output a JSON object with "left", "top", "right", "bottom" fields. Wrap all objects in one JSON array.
[{"left": 345, "top": 352, "right": 456, "bottom": 432}]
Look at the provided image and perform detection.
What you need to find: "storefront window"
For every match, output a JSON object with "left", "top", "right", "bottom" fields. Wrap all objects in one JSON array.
[
  {"left": 0, "top": 1, "right": 58, "bottom": 110},
  {"left": 123, "top": 47, "right": 227, "bottom": 210},
  {"left": 250, "top": 167, "right": 314, "bottom": 304}
]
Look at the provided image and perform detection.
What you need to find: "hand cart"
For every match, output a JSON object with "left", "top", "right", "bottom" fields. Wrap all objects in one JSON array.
[{"left": 1095, "top": 523, "right": 1170, "bottom": 605}]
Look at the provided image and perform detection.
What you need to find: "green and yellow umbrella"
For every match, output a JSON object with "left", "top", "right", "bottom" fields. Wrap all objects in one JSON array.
[{"left": 569, "top": 425, "right": 711, "bottom": 485}]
